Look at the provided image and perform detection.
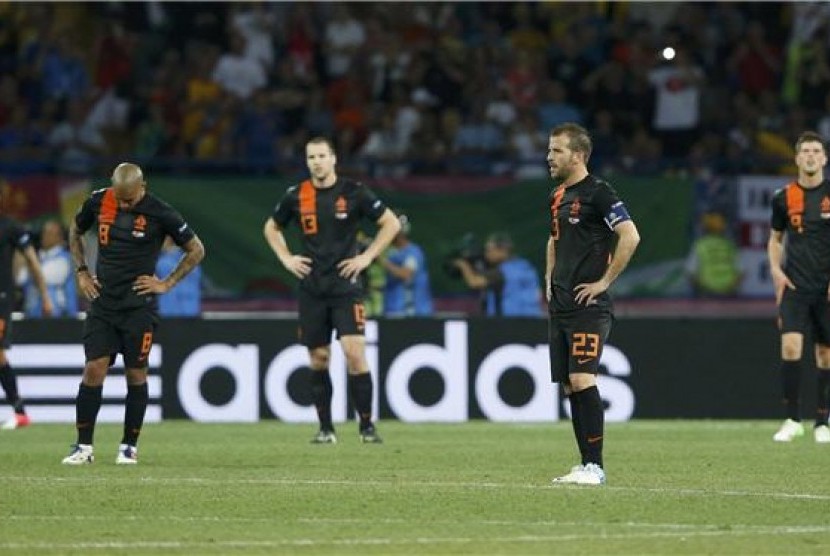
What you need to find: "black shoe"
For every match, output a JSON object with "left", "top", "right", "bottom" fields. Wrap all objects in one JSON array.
[
  {"left": 310, "top": 429, "right": 337, "bottom": 444},
  {"left": 359, "top": 424, "right": 383, "bottom": 444}
]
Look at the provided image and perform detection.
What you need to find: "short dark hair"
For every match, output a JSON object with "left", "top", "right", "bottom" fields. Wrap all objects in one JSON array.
[
  {"left": 306, "top": 136, "right": 336, "bottom": 154},
  {"left": 795, "top": 131, "right": 826, "bottom": 153},
  {"left": 550, "top": 123, "right": 593, "bottom": 161},
  {"left": 486, "top": 231, "right": 513, "bottom": 249}
]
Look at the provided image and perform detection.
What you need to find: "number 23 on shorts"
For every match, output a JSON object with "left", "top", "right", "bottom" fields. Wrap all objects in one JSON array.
[{"left": 572, "top": 332, "right": 599, "bottom": 364}]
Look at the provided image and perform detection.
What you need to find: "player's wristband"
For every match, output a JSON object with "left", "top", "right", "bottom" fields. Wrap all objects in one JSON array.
[{"left": 76, "top": 265, "right": 89, "bottom": 274}]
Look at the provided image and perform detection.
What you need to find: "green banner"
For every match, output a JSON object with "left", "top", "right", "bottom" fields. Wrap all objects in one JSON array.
[{"left": 149, "top": 175, "right": 694, "bottom": 296}]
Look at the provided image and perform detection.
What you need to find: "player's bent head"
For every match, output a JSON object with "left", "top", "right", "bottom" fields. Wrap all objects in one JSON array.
[
  {"left": 111, "top": 162, "right": 147, "bottom": 209},
  {"left": 112, "top": 162, "right": 145, "bottom": 189}
]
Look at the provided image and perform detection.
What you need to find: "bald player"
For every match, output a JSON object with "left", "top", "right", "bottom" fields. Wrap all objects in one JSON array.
[{"left": 62, "top": 163, "right": 205, "bottom": 465}]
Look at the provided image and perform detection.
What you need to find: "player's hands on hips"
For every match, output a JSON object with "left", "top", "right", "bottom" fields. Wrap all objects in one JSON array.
[
  {"left": 284, "top": 255, "right": 312, "bottom": 279},
  {"left": 338, "top": 253, "right": 371, "bottom": 280},
  {"left": 574, "top": 278, "right": 609, "bottom": 305},
  {"left": 133, "top": 275, "right": 169, "bottom": 295},
  {"left": 770, "top": 266, "right": 795, "bottom": 304},
  {"left": 78, "top": 272, "right": 102, "bottom": 301}
]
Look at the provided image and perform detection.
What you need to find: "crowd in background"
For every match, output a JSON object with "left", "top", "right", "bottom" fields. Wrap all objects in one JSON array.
[{"left": 2, "top": 2, "right": 830, "bottom": 180}]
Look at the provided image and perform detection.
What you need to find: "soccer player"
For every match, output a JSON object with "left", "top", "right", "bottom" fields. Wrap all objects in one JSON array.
[
  {"left": 263, "top": 137, "right": 400, "bottom": 444},
  {"left": 768, "top": 131, "right": 830, "bottom": 443},
  {"left": 0, "top": 194, "right": 53, "bottom": 429},
  {"left": 61, "top": 163, "right": 205, "bottom": 464},
  {"left": 546, "top": 123, "right": 640, "bottom": 485}
]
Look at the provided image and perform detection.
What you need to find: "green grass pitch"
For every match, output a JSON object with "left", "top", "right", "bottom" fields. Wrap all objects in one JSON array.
[{"left": 1, "top": 420, "right": 828, "bottom": 555}]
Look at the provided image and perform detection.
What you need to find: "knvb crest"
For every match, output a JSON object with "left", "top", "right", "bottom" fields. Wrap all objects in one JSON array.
[
  {"left": 132, "top": 214, "right": 147, "bottom": 238},
  {"left": 335, "top": 196, "right": 348, "bottom": 220},
  {"left": 568, "top": 197, "right": 581, "bottom": 224}
]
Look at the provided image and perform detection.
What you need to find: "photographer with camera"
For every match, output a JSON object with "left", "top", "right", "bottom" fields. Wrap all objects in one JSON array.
[
  {"left": 451, "top": 232, "right": 543, "bottom": 317},
  {"left": 380, "top": 213, "right": 433, "bottom": 317}
]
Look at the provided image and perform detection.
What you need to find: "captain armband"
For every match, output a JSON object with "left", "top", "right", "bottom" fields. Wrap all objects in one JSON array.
[{"left": 603, "top": 202, "right": 632, "bottom": 229}]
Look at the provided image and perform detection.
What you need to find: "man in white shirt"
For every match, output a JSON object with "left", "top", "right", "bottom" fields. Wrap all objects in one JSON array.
[
  {"left": 647, "top": 47, "right": 704, "bottom": 158},
  {"left": 212, "top": 33, "right": 267, "bottom": 100}
]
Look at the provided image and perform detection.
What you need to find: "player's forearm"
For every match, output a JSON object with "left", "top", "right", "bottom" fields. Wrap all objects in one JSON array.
[
  {"left": 457, "top": 261, "right": 487, "bottom": 290},
  {"left": 68, "top": 221, "right": 88, "bottom": 270},
  {"left": 24, "top": 248, "right": 50, "bottom": 302},
  {"left": 263, "top": 220, "right": 294, "bottom": 267},
  {"left": 362, "top": 214, "right": 400, "bottom": 261},
  {"left": 602, "top": 222, "right": 640, "bottom": 286},
  {"left": 162, "top": 237, "right": 205, "bottom": 290},
  {"left": 382, "top": 260, "right": 413, "bottom": 281},
  {"left": 545, "top": 237, "right": 555, "bottom": 284},
  {"left": 767, "top": 236, "right": 784, "bottom": 273}
]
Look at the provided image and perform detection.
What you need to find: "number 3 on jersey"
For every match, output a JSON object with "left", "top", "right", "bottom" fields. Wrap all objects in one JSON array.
[{"left": 301, "top": 215, "right": 318, "bottom": 235}]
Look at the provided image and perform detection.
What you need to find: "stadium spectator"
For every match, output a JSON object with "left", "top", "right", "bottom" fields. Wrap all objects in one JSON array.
[
  {"left": 211, "top": 32, "right": 267, "bottom": 100},
  {"left": 234, "top": 90, "right": 283, "bottom": 173},
  {"left": 38, "top": 32, "right": 90, "bottom": 102},
  {"left": 155, "top": 236, "right": 202, "bottom": 317},
  {"left": 0, "top": 2, "right": 814, "bottom": 179},
  {"left": 726, "top": 20, "right": 781, "bottom": 99},
  {"left": 452, "top": 231, "right": 542, "bottom": 317},
  {"left": 647, "top": 46, "right": 705, "bottom": 159},
  {"left": 685, "top": 212, "right": 743, "bottom": 297},
  {"left": 230, "top": 2, "right": 277, "bottom": 71},
  {"left": 537, "top": 79, "right": 583, "bottom": 131},
  {"left": 322, "top": 4, "right": 366, "bottom": 81},
  {"left": 0, "top": 104, "right": 48, "bottom": 175},
  {"left": 47, "top": 99, "right": 105, "bottom": 175},
  {"left": 380, "top": 213, "right": 433, "bottom": 317},
  {"left": 360, "top": 112, "right": 409, "bottom": 177},
  {"left": 17, "top": 219, "right": 78, "bottom": 317}
]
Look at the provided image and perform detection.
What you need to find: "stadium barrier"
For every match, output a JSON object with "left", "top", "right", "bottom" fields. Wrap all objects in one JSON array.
[{"left": 3, "top": 317, "right": 789, "bottom": 423}]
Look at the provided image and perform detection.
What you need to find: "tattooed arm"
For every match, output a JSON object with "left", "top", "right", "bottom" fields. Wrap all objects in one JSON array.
[{"left": 133, "top": 236, "right": 205, "bottom": 295}]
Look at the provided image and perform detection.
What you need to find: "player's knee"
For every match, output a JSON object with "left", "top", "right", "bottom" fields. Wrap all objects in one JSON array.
[
  {"left": 781, "top": 334, "right": 803, "bottom": 360},
  {"left": 309, "top": 347, "right": 330, "bottom": 369},
  {"left": 125, "top": 368, "right": 148, "bottom": 385},
  {"left": 781, "top": 345, "right": 802, "bottom": 361},
  {"left": 815, "top": 346, "right": 830, "bottom": 369},
  {"left": 82, "top": 360, "right": 109, "bottom": 386},
  {"left": 344, "top": 352, "right": 367, "bottom": 372},
  {"left": 568, "top": 373, "right": 596, "bottom": 392}
]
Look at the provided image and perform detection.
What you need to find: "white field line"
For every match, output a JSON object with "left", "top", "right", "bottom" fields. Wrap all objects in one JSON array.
[
  {"left": 2, "top": 526, "right": 830, "bottom": 551},
  {"left": 0, "top": 515, "right": 738, "bottom": 529},
  {"left": 7, "top": 475, "right": 830, "bottom": 502}
]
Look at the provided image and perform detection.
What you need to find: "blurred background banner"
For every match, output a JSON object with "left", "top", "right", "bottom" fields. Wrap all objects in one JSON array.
[
  {"left": 4, "top": 316, "right": 785, "bottom": 423},
  {"left": 736, "top": 175, "right": 781, "bottom": 297},
  {"left": 145, "top": 174, "right": 695, "bottom": 299}
]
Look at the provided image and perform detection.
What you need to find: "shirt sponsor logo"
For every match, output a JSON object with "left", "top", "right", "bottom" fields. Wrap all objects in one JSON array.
[{"left": 821, "top": 196, "right": 830, "bottom": 219}]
